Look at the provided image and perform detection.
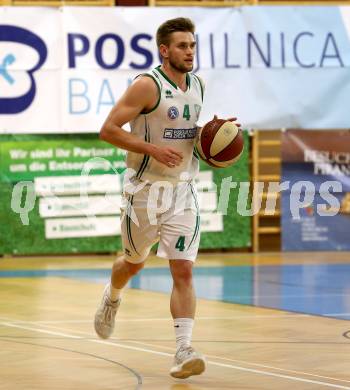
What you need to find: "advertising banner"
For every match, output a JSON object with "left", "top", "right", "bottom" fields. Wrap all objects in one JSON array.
[
  {"left": 281, "top": 130, "right": 350, "bottom": 251},
  {"left": 1, "top": 6, "right": 350, "bottom": 133},
  {"left": 0, "top": 133, "right": 250, "bottom": 255}
]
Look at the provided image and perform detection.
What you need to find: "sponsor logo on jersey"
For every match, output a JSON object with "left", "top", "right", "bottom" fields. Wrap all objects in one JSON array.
[
  {"left": 163, "top": 127, "right": 197, "bottom": 139},
  {"left": 167, "top": 106, "right": 179, "bottom": 120}
]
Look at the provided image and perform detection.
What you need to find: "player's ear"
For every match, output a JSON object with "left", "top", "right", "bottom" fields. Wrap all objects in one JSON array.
[{"left": 159, "top": 44, "right": 169, "bottom": 59}]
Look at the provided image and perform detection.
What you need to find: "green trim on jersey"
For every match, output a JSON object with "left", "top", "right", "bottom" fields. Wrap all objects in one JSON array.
[
  {"left": 136, "top": 117, "right": 151, "bottom": 180},
  {"left": 156, "top": 66, "right": 178, "bottom": 90},
  {"left": 136, "top": 155, "right": 150, "bottom": 180},
  {"left": 126, "top": 195, "right": 140, "bottom": 256},
  {"left": 193, "top": 145, "right": 199, "bottom": 160},
  {"left": 186, "top": 73, "right": 191, "bottom": 89},
  {"left": 193, "top": 74, "right": 204, "bottom": 102},
  {"left": 156, "top": 66, "right": 191, "bottom": 91},
  {"left": 139, "top": 73, "right": 162, "bottom": 114},
  {"left": 188, "top": 184, "right": 200, "bottom": 249}
]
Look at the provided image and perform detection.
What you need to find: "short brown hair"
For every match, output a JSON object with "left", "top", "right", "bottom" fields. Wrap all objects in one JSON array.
[{"left": 156, "top": 17, "right": 195, "bottom": 47}]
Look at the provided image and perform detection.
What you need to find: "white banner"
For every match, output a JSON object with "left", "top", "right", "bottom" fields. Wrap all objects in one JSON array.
[
  {"left": 0, "top": 8, "right": 62, "bottom": 133},
  {"left": 1, "top": 6, "right": 350, "bottom": 133},
  {"left": 39, "top": 195, "right": 122, "bottom": 217},
  {"left": 45, "top": 216, "right": 121, "bottom": 239},
  {"left": 34, "top": 174, "right": 122, "bottom": 195}
]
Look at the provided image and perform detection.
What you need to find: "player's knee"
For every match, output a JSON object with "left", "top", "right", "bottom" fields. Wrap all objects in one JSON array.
[
  {"left": 171, "top": 260, "right": 193, "bottom": 285},
  {"left": 125, "top": 259, "right": 144, "bottom": 276}
]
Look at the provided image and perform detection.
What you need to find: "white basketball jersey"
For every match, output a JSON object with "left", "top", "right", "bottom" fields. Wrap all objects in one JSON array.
[{"left": 127, "top": 66, "right": 204, "bottom": 184}]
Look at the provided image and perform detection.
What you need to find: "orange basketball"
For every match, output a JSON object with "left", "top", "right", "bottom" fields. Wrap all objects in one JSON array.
[{"left": 196, "top": 118, "right": 244, "bottom": 168}]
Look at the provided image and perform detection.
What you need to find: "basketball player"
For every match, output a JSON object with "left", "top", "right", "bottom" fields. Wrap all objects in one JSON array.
[{"left": 94, "top": 17, "right": 238, "bottom": 379}]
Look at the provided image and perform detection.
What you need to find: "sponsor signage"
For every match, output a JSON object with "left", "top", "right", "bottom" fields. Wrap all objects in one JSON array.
[
  {"left": 1, "top": 7, "right": 350, "bottom": 132},
  {"left": 281, "top": 130, "right": 350, "bottom": 251}
]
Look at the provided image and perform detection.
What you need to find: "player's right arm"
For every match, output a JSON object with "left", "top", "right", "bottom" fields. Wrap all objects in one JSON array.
[{"left": 99, "top": 76, "right": 183, "bottom": 168}]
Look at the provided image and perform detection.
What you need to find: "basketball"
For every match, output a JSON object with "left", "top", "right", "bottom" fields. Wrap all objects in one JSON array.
[{"left": 196, "top": 118, "right": 244, "bottom": 168}]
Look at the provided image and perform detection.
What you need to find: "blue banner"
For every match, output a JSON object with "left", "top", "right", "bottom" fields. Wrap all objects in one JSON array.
[{"left": 281, "top": 130, "right": 350, "bottom": 251}]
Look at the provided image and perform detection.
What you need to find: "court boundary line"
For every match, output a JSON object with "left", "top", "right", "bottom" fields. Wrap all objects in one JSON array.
[
  {"left": 1, "top": 320, "right": 350, "bottom": 389},
  {"left": 0, "top": 337, "right": 143, "bottom": 389},
  {"left": 0, "top": 314, "right": 313, "bottom": 324},
  {"left": 126, "top": 339, "right": 350, "bottom": 385},
  {"left": 2, "top": 317, "right": 349, "bottom": 384}
]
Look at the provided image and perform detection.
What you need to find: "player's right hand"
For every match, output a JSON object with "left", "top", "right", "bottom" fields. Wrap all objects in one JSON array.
[
  {"left": 151, "top": 146, "right": 183, "bottom": 168},
  {"left": 212, "top": 114, "right": 241, "bottom": 128}
]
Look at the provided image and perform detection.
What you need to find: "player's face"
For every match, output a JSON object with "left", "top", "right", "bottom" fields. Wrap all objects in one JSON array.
[{"left": 165, "top": 32, "right": 196, "bottom": 73}]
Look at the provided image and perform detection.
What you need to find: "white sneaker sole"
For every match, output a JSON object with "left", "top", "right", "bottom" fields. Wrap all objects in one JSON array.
[{"left": 170, "top": 357, "right": 206, "bottom": 379}]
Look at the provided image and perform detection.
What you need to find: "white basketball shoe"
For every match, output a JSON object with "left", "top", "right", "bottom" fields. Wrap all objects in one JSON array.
[
  {"left": 94, "top": 284, "right": 120, "bottom": 339},
  {"left": 170, "top": 346, "right": 206, "bottom": 379}
]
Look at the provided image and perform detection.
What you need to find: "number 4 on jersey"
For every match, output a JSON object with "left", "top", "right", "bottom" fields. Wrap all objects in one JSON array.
[
  {"left": 175, "top": 236, "right": 186, "bottom": 251},
  {"left": 183, "top": 104, "right": 191, "bottom": 121}
]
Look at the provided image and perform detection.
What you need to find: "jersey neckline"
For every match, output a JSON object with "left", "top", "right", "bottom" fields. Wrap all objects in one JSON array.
[{"left": 155, "top": 65, "right": 190, "bottom": 93}]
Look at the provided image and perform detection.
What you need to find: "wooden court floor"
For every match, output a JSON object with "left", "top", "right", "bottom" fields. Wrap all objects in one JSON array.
[{"left": 0, "top": 253, "right": 350, "bottom": 390}]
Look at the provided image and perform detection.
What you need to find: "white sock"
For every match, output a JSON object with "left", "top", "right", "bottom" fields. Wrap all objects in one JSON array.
[
  {"left": 174, "top": 318, "right": 194, "bottom": 351},
  {"left": 108, "top": 283, "right": 122, "bottom": 302}
]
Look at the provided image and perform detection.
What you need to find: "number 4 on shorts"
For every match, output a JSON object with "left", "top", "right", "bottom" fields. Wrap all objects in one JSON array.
[{"left": 175, "top": 236, "right": 185, "bottom": 252}]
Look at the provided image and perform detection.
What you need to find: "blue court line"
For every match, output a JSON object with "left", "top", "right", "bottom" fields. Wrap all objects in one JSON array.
[
  {"left": 1, "top": 264, "right": 349, "bottom": 320},
  {"left": 0, "top": 269, "right": 109, "bottom": 279}
]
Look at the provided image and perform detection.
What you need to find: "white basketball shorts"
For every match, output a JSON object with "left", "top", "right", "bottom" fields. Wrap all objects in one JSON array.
[{"left": 120, "top": 179, "right": 200, "bottom": 263}]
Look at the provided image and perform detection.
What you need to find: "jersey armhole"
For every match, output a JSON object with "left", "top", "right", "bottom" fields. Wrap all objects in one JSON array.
[
  {"left": 135, "top": 73, "right": 162, "bottom": 115},
  {"left": 193, "top": 74, "right": 205, "bottom": 102}
]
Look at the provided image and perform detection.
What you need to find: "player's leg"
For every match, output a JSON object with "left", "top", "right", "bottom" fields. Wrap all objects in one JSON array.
[
  {"left": 157, "top": 182, "right": 206, "bottom": 378},
  {"left": 94, "top": 256, "right": 144, "bottom": 339},
  {"left": 111, "top": 255, "right": 144, "bottom": 291},
  {"left": 169, "top": 259, "right": 195, "bottom": 320},
  {"left": 168, "top": 259, "right": 205, "bottom": 379},
  {"left": 94, "top": 186, "right": 159, "bottom": 339}
]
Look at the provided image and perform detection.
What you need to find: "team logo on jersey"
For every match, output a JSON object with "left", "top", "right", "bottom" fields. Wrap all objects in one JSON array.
[
  {"left": 165, "top": 89, "right": 173, "bottom": 99},
  {"left": 167, "top": 106, "right": 179, "bottom": 120}
]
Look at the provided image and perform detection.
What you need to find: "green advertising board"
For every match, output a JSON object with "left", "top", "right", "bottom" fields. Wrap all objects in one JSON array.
[{"left": 0, "top": 133, "right": 250, "bottom": 255}]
